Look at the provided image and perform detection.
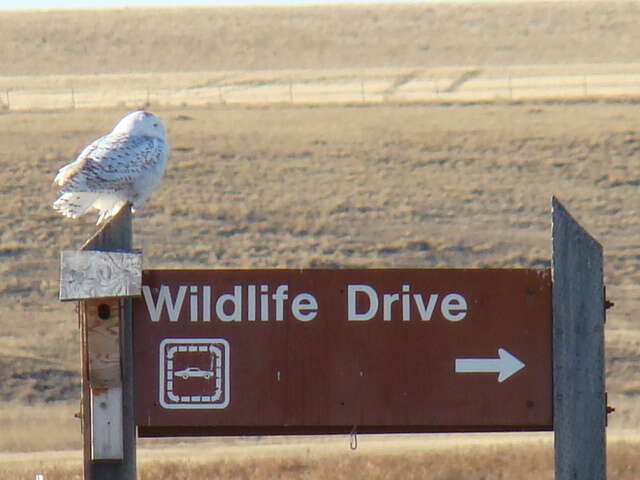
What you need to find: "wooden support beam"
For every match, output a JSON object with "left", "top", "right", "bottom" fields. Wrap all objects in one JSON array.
[
  {"left": 552, "top": 196, "right": 606, "bottom": 480},
  {"left": 79, "top": 205, "right": 136, "bottom": 479},
  {"left": 91, "top": 387, "right": 124, "bottom": 460},
  {"left": 82, "top": 298, "right": 123, "bottom": 460},
  {"left": 86, "top": 298, "right": 121, "bottom": 389}
]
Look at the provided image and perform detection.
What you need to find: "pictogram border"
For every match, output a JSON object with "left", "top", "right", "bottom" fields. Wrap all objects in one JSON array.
[{"left": 159, "top": 338, "right": 230, "bottom": 409}]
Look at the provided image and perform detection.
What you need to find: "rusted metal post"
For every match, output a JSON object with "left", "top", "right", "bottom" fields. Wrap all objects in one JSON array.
[
  {"left": 551, "top": 196, "right": 606, "bottom": 480},
  {"left": 79, "top": 205, "right": 136, "bottom": 480}
]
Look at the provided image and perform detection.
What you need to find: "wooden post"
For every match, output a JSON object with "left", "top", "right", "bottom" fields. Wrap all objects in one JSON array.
[
  {"left": 80, "top": 206, "right": 136, "bottom": 480},
  {"left": 551, "top": 196, "right": 606, "bottom": 480}
]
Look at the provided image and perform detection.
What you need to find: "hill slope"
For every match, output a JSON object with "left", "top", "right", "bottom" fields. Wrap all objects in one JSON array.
[{"left": 1, "top": 2, "right": 640, "bottom": 75}]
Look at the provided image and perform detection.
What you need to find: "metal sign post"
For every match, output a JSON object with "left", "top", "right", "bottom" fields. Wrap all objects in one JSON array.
[{"left": 552, "top": 197, "right": 607, "bottom": 480}]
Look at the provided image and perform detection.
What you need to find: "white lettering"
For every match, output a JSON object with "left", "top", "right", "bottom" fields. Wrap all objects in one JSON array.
[
  {"left": 203, "top": 285, "right": 211, "bottom": 321},
  {"left": 383, "top": 293, "right": 399, "bottom": 321},
  {"left": 346, "top": 284, "right": 467, "bottom": 322},
  {"left": 441, "top": 293, "right": 467, "bottom": 321},
  {"left": 292, "top": 293, "right": 318, "bottom": 321},
  {"left": 216, "top": 286, "right": 242, "bottom": 322},
  {"left": 402, "top": 284, "right": 410, "bottom": 321},
  {"left": 247, "top": 285, "right": 256, "bottom": 321},
  {"left": 189, "top": 285, "right": 198, "bottom": 322},
  {"left": 414, "top": 293, "right": 439, "bottom": 321},
  {"left": 141, "top": 282, "right": 466, "bottom": 324},
  {"left": 272, "top": 285, "right": 289, "bottom": 321},
  {"left": 143, "top": 285, "right": 186, "bottom": 322},
  {"left": 347, "top": 284, "right": 378, "bottom": 321},
  {"left": 260, "top": 285, "right": 269, "bottom": 321}
]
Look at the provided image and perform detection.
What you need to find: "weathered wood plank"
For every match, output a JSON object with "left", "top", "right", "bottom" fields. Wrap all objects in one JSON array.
[
  {"left": 82, "top": 204, "right": 133, "bottom": 252},
  {"left": 91, "top": 387, "right": 124, "bottom": 461},
  {"left": 86, "top": 298, "right": 121, "bottom": 389},
  {"left": 552, "top": 196, "right": 606, "bottom": 480},
  {"left": 60, "top": 250, "right": 141, "bottom": 301}
]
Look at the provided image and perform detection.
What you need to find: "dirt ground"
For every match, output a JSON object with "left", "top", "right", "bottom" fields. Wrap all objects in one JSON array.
[{"left": 0, "top": 0, "right": 638, "bottom": 464}]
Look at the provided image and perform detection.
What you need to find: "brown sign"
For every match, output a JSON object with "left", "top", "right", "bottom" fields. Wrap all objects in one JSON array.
[{"left": 133, "top": 269, "right": 552, "bottom": 436}]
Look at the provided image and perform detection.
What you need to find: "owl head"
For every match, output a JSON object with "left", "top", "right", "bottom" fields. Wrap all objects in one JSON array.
[{"left": 112, "top": 110, "right": 166, "bottom": 139}]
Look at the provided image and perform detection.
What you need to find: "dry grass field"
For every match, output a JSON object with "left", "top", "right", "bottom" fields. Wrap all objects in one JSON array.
[
  {"left": 2, "top": 434, "right": 640, "bottom": 479},
  {"left": 2, "top": 99, "right": 640, "bottom": 478},
  {"left": 2, "top": 1, "right": 640, "bottom": 75},
  {"left": 1, "top": 1, "right": 640, "bottom": 478}
]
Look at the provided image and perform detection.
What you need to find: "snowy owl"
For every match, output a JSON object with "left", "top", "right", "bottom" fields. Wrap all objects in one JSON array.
[{"left": 53, "top": 110, "right": 169, "bottom": 225}]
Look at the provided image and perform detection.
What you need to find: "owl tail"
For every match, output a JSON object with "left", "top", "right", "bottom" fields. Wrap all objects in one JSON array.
[
  {"left": 53, "top": 192, "right": 98, "bottom": 219},
  {"left": 53, "top": 193, "right": 127, "bottom": 225},
  {"left": 93, "top": 197, "right": 128, "bottom": 225}
]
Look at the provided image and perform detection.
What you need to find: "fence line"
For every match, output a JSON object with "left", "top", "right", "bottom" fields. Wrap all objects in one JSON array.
[{"left": 2, "top": 72, "right": 640, "bottom": 112}]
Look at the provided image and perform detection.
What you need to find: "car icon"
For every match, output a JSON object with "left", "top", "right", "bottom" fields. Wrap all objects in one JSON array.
[{"left": 174, "top": 367, "right": 214, "bottom": 380}]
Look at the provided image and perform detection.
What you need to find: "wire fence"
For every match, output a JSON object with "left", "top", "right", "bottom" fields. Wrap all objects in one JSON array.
[{"left": 3, "top": 72, "right": 640, "bottom": 111}]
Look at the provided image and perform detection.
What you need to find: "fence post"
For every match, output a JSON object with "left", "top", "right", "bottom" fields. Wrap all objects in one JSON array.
[
  {"left": 79, "top": 206, "right": 137, "bottom": 480},
  {"left": 551, "top": 196, "right": 606, "bottom": 480}
]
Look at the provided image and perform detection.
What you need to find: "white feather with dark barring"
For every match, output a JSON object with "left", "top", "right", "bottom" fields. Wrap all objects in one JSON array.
[{"left": 53, "top": 110, "right": 169, "bottom": 224}]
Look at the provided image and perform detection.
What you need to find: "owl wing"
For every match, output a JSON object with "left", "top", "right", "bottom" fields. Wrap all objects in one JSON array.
[{"left": 55, "top": 134, "right": 166, "bottom": 194}]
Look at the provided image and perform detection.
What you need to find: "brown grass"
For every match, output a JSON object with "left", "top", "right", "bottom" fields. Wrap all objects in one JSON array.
[
  {"left": 0, "top": 403, "right": 80, "bottom": 452},
  {"left": 2, "top": 438, "right": 640, "bottom": 480},
  {"left": 2, "top": 2, "right": 640, "bottom": 76},
  {"left": 138, "top": 445, "right": 557, "bottom": 480},
  {"left": 1, "top": 101, "right": 639, "bottom": 434}
]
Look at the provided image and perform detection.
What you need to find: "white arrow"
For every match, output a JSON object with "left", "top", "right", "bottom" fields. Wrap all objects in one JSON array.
[{"left": 455, "top": 348, "right": 525, "bottom": 383}]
